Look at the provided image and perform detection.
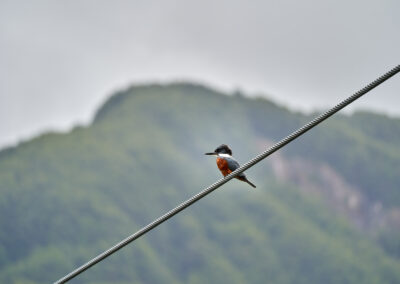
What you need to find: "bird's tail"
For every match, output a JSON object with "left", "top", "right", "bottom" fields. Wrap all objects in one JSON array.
[
  {"left": 245, "top": 179, "right": 256, "bottom": 188},
  {"left": 238, "top": 176, "right": 256, "bottom": 188}
]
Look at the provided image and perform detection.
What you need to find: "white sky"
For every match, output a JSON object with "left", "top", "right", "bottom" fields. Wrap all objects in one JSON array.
[{"left": 1, "top": 0, "right": 399, "bottom": 149}]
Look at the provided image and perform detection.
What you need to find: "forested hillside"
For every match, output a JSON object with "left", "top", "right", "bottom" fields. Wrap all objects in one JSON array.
[{"left": 0, "top": 83, "right": 399, "bottom": 283}]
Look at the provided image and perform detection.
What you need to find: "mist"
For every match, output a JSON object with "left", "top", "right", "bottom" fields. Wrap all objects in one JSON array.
[{"left": 1, "top": 0, "right": 399, "bottom": 148}]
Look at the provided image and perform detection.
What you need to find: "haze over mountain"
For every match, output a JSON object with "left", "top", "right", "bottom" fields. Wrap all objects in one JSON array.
[
  {"left": 1, "top": 1, "right": 399, "bottom": 148},
  {"left": 0, "top": 83, "right": 400, "bottom": 283}
]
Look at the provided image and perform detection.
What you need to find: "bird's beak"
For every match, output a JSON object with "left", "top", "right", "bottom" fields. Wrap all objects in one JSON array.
[{"left": 205, "top": 152, "right": 217, "bottom": 156}]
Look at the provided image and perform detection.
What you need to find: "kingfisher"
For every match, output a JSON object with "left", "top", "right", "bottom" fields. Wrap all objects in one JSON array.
[{"left": 205, "top": 144, "right": 256, "bottom": 188}]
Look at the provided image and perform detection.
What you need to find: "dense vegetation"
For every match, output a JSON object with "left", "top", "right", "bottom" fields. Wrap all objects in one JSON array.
[{"left": 0, "top": 83, "right": 399, "bottom": 283}]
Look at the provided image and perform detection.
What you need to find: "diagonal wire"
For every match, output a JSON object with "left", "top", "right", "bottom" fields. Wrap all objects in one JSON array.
[{"left": 54, "top": 64, "right": 400, "bottom": 283}]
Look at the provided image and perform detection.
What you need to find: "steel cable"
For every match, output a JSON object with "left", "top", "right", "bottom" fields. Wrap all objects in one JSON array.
[{"left": 55, "top": 64, "right": 400, "bottom": 283}]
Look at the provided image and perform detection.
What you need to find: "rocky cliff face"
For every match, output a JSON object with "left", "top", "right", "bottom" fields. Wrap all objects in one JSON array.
[{"left": 260, "top": 137, "right": 400, "bottom": 238}]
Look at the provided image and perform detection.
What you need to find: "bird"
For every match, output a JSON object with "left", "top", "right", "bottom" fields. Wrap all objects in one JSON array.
[{"left": 205, "top": 144, "right": 256, "bottom": 188}]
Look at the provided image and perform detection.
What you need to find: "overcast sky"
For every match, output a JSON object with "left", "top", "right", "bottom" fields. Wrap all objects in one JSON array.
[{"left": 1, "top": 0, "right": 399, "bottom": 149}]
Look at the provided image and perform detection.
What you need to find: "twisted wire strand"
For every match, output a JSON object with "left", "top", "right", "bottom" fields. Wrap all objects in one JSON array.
[{"left": 55, "top": 64, "right": 400, "bottom": 283}]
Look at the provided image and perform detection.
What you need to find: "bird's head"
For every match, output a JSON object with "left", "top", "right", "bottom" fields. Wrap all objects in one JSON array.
[{"left": 205, "top": 144, "right": 232, "bottom": 156}]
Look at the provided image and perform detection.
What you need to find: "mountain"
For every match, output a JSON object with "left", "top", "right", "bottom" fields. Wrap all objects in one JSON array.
[{"left": 0, "top": 83, "right": 399, "bottom": 283}]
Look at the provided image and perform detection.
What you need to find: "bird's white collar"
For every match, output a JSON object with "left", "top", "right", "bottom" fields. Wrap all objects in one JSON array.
[{"left": 218, "top": 153, "right": 232, "bottom": 158}]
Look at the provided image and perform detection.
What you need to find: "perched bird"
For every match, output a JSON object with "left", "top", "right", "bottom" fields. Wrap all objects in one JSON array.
[{"left": 205, "top": 144, "right": 256, "bottom": 188}]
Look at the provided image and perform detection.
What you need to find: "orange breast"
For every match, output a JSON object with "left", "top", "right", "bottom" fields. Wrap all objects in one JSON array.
[{"left": 216, "top": 157, "right": 232, "bottom": 177}]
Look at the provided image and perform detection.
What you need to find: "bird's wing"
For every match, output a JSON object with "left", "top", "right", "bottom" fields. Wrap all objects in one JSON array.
[{"left": 225, "top": 157, "right": 246, "bottom": 177}]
